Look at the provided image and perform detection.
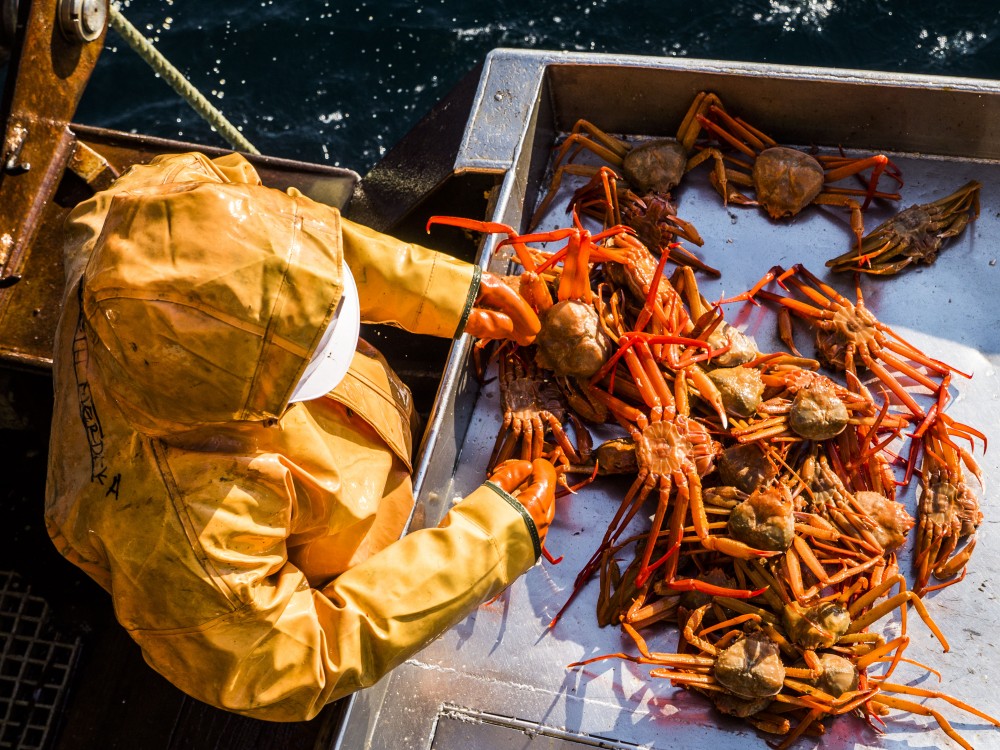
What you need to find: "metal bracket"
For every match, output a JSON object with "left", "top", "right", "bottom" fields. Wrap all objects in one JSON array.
[
  {"left": 57, "top": 0, "right": 106, "bottom": 43},
  {"left": 0, "top": 0, "right": 107, "bottom": 288},
  {"left": 3, "top": 120, "right": 28, "bottom": 172},
  {"left": 66, "top": 139, "right": 119, "bottom": 191}
]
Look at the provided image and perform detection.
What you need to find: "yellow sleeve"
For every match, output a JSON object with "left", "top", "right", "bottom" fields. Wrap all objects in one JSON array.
[
  {"left": 128, "top": 480, "right": 538, "bottom": 722},
  {"left": 340, "top": 217, "right": 481, "bottom": 338}
]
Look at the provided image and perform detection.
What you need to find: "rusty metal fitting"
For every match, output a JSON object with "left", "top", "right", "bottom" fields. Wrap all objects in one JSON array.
[{"left": 57, "top": 0, "right": 106, "bottom": 43}]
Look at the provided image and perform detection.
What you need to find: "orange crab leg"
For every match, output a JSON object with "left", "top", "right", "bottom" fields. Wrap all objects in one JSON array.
[
  {"left": 587, "top": 387, "right": 646, "bottom": 429},
  {"left": 787, "top": 264, "right": 847, "bottom": 302},
  {"left": 550, "top": 473, "right": 652, "bottom": 629},
  {"left": 716, "top": 265, "right": 789, "bottom": 306},
  {"left": 755, "top": 290, "right": 832, "bottom": 323},
  {"left": 634, "top": 478, "right": 676, "bottom": 588},
  {"left": 684, "top": 364, "right": 729, "bottom": 427},
  {"left": 609, "top": 342, "right": 663, "bottom": 410},
  {"left": 782, "top": 546, "right": 811, "bottom": 601},
  {"left": 677, "top": 92, "right": 723, "bottom": 150},
  {"left": 426, "top": 216, "right": 514, "bottom": 234},
  {"left": 939, "top": 410, "right": 988, "bottom": 452},
  {"left": 503, "top": 226, "right": 580, "bottom": 251},
  {"left": 775, "top": 708, "right": 825, "bottom": 750},
  {"left": 558, "top": 120, "right": 630, "bottom": 163},
  {"left": 696, "top": 108, "right": 764, "bottom": 157},
  {"left": 617, "top": 332, "right": 715, "bottom": 353},
  {"left": 845, "top": 396, "right": 903, "bottom": 469},
  {"left": 594, "top": 333, "right": 711, "bottom": 400},
  {"left": 849, "top": 593, "right": 949, "bottom": 653},
  {"left": 633, "top": 340, "right": 674, "bottom": 410},
  {"left": 793, "top": 536, "right": 881, "bottom": 591},
  {"left": 689, "top": 486, "right": 780, "bottom": 560},
  {"left": 666, "top": 579, "right": 769, "bottom": 599},
  {"left": 820, "top": 184, "right": 901, "bottom": 201},
  {"left": 426, "top": 216, "right": 542, "bottom": 272},
  {"left": 855, "top": 635, "right": 911, "bottom": 679},
  {"left": 931, "top": 536, "right": 977, "bottom": 580},
  {"left": 634, "top": 242, "right": 672, "bottom": 333},
  {"left": 509, "top": 222, "right": 636, "bottom": 257},
  {"left": 822, "top": 154, "right": 892, "bottom": 209},
  {"left": 722, "top": 110, "right": 778, "bottom": 150},
  {"left": 602, "top": 167, "right": 623, "bottom": 227},
  {"left": 778, "top": 265, "right": 875, "bottom": 313},
  {"left": 857, "top": 353, "right": 926, "bottom": 418},
  {"left": 560, "top": 231, "right": 587, "bottom": 301},
  {"left": 648, "top": 670, "right": 718, "bottom": 687},
  {"left": 883, "top": 328, "right": 967, "bottom": 379},
  {"left": 571, "top": 165, "right": 624, "bottom": 228},
  {"left": 734, "top": 418, "right": 796, "bottom": 445},
  {"left": 712, "top": 596, "right": 781, "bottom": 626},
  {"left": 877, "top": 683, "right": 1000, "bottom": 727},
  {"left": 868, "top": 695, "right": 971, "bottom": 750},
  {"left": 881, "top": 338, "right": 952, "bottom": 379}
]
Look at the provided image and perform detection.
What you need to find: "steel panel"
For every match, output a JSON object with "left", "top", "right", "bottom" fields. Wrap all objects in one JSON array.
[{"left": 336, "top": 49, "right": 1000, "bottom": 750}]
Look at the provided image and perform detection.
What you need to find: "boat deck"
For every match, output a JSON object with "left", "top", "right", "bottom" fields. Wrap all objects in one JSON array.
[{"left": 0, "top": 88, "right": 492, "bottom": 747}]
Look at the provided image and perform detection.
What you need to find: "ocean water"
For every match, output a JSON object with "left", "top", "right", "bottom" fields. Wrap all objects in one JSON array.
[{"left": 76, "top": 0, "right": 1000, "bottom": 174}]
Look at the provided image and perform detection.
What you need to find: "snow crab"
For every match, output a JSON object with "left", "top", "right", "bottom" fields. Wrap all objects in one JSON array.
[
  {"left": 426, "top": 212, "right": 635, "bottom": 378},
  {"left": 548, "top": 324, "right": 756, "bottom": 627},
  {"left": 531, "top": 90, "right": 729, "bottom": 230},
  {"left": 565, "top": 165, "right": 718, "bottom": 274},
  {"left": 585, "top": 349, "right": 724, "bottom": 590},
  {"left": 570, "top": 606, "right": 789, "bottom": 717},
  {"left": 795, "top": 450, "right": 914, "bottom": 559},
  {"left": 734, "top": 264, "right": 961, "bottom": 419},
  {"left": 826, "top": 180, "right": 981, "bottom": 275},
  {"left": 696, "top": 103, "right": 902, "bottom": 247},
  {"left": 724, "top": 483, "right": 797, "bottom": 553},
  {"left": 911, "top": 383, "right": 986, "bottom": 594},
  {"left": 730, "top": 364, "right": 908, "bottom": 444},
  {"left": 569, "top": 590, "right": 991, "bottom": 750},
  {"left": 488, "top": 345, "right": 589, "bottom": 473},
  {"left": 702, "top": 480, "right": 890, "bottom": 606}
]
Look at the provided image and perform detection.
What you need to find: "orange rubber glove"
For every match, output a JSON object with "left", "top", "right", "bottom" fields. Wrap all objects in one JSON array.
[
  {"left": 488, "top": 458, "right": 557, "bottom": 541},
  {"left": 463, "top": 271, "right": 541, "bottom": 347}
]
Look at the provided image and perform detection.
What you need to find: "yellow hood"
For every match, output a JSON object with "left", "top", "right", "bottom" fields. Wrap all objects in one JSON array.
[{"left": 81, "top": 177, "right": 344, "bottom": 432}]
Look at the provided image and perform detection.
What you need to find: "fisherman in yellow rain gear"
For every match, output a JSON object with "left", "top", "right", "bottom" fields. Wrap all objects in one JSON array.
[{"left": 45, "top": 151, "right": 556, "bottom": 721}]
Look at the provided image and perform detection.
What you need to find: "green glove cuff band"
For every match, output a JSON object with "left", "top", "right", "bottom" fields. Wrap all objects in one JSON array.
[
  {"left": 454, "top": 264, "right": 482, "bottom": 339},
  {"left": 484, "top": 479, "right": 541, "bottom": 561}
]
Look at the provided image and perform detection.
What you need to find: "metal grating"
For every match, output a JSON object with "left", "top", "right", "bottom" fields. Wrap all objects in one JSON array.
[{"left": 0, "top": 570, "right": 80, "bottom": 750}]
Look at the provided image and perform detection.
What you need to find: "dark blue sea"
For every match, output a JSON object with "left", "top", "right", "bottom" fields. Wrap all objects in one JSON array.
[{"left": 77, "top": 1, "right": 1000, "bottom": 174}]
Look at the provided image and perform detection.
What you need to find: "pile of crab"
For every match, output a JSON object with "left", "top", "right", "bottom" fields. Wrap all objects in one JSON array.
[{"left": 426, "top": 91, "right": 992, "bottom": 749}]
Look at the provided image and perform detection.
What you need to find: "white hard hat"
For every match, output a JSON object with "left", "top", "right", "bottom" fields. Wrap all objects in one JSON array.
[{"left": 288, "top": 260, "right": 360, "bottom": 404}]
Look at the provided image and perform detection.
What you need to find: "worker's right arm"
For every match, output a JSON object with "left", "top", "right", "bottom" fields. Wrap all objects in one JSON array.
[{"left": 127, "top": 456, "right": 554, "bottom": 723}]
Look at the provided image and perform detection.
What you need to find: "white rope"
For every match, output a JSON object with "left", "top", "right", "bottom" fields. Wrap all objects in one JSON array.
[{"left": 107, "top": 3, "right": 260, "bottom": 154}]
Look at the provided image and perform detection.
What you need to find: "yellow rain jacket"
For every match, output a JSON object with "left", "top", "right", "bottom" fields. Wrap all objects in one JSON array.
[{"left": 45, "top": 152, "right": 540, "bottom": 721}]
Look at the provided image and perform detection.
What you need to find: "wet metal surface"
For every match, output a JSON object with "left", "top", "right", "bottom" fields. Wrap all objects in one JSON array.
[{"left": 338, "top": 50, "right": 1000, "bottom": 750}]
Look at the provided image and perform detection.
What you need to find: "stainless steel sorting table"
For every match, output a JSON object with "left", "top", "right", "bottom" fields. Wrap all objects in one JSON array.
[{"left": 336, "top": 49, "right": 1000, "bottom": 750}]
